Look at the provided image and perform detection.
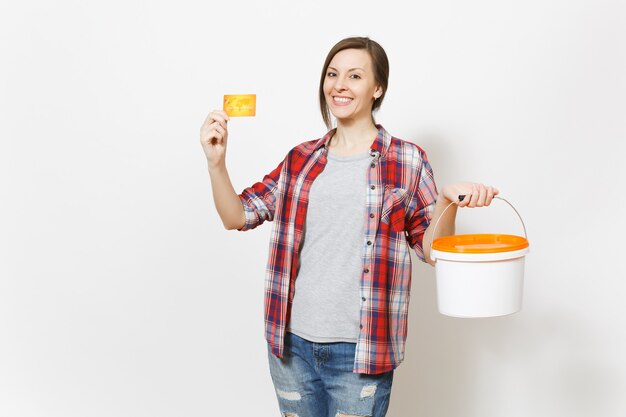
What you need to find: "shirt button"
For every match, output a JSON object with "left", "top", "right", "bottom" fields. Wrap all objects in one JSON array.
[
  {"left": 367, "top": 240, "right": 372, "bottom": 245},
  {"left": 360, "top": 324, "right": 363, "bottom": 329},
  {"left": 362, "top": 297, "right": 366, "bottom": 301},
  {"left": 369, "top": 213, "right": 375, "bottom": 218},
  {"left": 364, "top": 268, "right": 369, "bottom": 273},
  {"left": 370, "top": 163, "right": 376, "bottom": 168},
  {"left": 370, "top": 185, "right": 375, "bottom": 190}
]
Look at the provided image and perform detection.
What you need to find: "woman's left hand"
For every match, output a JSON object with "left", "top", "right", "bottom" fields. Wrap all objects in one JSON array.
[{"left": 441, "top": 182, "right": 499, "bottom": 208}]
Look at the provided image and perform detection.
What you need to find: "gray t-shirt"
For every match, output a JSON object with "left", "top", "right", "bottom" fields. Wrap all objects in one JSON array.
[{"left": 288, "top": 150, "right": 372, "bottom": 343}]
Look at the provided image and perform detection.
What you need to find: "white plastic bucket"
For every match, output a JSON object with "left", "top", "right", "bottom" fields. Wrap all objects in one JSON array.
[{"left": 430, "top": 197, "right": 530, "bottom": 318}]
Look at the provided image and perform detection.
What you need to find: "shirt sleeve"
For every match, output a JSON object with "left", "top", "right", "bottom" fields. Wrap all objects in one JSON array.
[
  {"left": 405, "top": 152, "right": 438, "bottom": 261},
  {"left": 237, "top": 159, "right": 284, "bottom": 231}
]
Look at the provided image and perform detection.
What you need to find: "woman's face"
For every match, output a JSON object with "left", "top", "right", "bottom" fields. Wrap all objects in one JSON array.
[{"left": 323, "top": 48, "right": 382, "bottom": 124}]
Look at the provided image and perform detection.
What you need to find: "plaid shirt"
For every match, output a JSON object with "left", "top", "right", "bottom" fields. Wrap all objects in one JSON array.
[{"left": 239, "top": 125, "right": 438, "bottom": 374}]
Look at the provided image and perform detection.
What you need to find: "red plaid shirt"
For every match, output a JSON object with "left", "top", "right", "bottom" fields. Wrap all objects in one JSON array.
[{"left": 239, "top": 125, "right": 438, "bottom": 374}]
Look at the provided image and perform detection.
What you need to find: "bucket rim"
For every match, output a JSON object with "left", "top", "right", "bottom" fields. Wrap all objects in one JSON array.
[
  {"left": 432, "top": 246, "right": 529, "bottom": 262},
  {"left": 432, "top": 233, "right": 529, "bottom": 254}
]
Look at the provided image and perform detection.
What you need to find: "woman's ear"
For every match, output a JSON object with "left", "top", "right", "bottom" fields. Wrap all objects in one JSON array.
[{"left": 374, "top": 87, "right": 383, "bottom": 99}]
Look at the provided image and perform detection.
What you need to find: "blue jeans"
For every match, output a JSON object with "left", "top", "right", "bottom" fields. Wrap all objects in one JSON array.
[{"left": 268, "top": 332, "right": 394, "bottom": 417}]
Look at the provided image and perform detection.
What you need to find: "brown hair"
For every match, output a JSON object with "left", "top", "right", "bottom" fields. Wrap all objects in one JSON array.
[{"left": 319, "top": 37, "right": 390, "bottom": 129}]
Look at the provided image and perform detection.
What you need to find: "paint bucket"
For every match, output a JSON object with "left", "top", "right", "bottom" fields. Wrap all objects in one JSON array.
[{"left": 430, "top": 196, "right": 530, "bottom": 318}]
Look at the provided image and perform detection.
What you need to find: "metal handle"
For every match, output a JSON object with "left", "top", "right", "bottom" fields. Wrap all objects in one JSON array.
[{"left": 429, "top": 195, "right": 528, "bottom": 261}]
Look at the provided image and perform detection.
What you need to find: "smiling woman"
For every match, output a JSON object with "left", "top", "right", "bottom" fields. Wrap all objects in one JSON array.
[
  {"left": 321, "top": 48, "right": 384, "bottom": 152},
  {"left": 199, "top": 36, "right": 499, "bottom": 417},
  {"left": 319, "top": 37, "right": 388, "bottom": 132}
]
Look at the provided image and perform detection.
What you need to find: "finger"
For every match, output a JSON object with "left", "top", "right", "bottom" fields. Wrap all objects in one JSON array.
[
  {"left": 202, "top": 121, "right": 222, "bottom": 144},
  {"left": 468, "top": 184, "right": 479, "bottom": 207},
  {"left": 214, "top": 109, "right": 230, "bottom": 121},
  {"left": 203, "top": 110, "right": 218, "bottom": 126},
  {"left": 202, "top": 112, "right": 213, "bottom": 126},
  {"left": 212, "top": 123, "right": 226, "bottom": 143},
  {"left": 203, "top": 111, "right": 226, "bottom": 130},
  {"left": 476, "top": 184, "right": 487, "bottom": 207},
  {"left": 209, "top": 110, "right": 230, "bottom": 127},
  {"left": 485, "top": 186, "right": 495, "bottom": 206}
]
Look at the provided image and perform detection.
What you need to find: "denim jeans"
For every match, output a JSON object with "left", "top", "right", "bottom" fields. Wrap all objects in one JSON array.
[{"left": 268, "top": 332, "right": 394, "bottom": 417}]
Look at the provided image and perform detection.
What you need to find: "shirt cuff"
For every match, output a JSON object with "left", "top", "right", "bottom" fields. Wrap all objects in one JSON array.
[{"left": 237, "top": 195, "right": 260, "bottom": 231}]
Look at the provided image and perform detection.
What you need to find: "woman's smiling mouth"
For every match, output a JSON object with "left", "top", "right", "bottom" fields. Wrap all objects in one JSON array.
[{"left": 333, "top": 96, "right": 353, "bottom": 105}]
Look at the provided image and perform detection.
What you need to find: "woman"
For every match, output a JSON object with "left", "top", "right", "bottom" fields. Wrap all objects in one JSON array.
[{"left": 200, "top": 37, "right": 497, "bottom": 417}]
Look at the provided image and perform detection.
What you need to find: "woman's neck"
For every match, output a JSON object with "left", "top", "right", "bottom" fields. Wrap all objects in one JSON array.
[{"left": 329, "top": 119, "right": 379, "bottom": 156}]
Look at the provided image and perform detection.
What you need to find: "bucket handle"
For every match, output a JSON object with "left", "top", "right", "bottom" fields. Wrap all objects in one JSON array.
[{"left": 429, "top": 196, "right": 528, "bottom": 261}]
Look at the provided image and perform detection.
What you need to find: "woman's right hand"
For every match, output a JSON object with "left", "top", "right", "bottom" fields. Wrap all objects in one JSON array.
[{"left": 200, "top": 110, "right": 230, "bottom": 170}]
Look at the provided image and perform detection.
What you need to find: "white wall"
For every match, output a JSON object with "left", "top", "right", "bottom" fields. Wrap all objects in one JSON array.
[{"left": 1, "top": 0, "right": 624, "bottom": 416}]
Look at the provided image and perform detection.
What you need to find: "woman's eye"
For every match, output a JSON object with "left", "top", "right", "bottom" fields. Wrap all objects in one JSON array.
[
  {"left": 350, "top": 74, "right": 361, "bottom": 79},
  {"left": 327, "top": 72, "right": 336, "bottom": 77}
]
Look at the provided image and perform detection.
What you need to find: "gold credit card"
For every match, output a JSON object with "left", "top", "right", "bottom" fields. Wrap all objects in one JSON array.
[{"left": 223, "top": 94, "right": 256, "bottom": 117}]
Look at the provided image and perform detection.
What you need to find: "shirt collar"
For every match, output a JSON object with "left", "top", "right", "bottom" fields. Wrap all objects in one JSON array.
[{"left": 314, "top": 124, "right": 391, "bottom": 158}]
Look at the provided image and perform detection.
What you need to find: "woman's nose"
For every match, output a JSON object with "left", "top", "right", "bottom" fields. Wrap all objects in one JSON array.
[{"left": 333, "top": 77, "right": 347, "bottom": 92}]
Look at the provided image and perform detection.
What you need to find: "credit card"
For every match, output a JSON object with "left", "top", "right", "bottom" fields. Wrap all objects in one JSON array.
[{"left": 223, "top": 94, "right": 256, "bottom": 117}]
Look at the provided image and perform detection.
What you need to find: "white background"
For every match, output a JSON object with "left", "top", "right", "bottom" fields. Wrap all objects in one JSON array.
[{"left": 1, "top": 0, "right": 625, "bottom": 416}]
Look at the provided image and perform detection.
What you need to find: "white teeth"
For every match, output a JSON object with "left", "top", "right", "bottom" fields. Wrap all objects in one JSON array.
[{"left": 334, "top": 97, "right": 352, "bottom": 103}]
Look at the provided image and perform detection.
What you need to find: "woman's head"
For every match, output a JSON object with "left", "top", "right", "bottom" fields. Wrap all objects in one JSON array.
[{"left": 319, "top": 37, "right": 389, "bottom": 129}]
